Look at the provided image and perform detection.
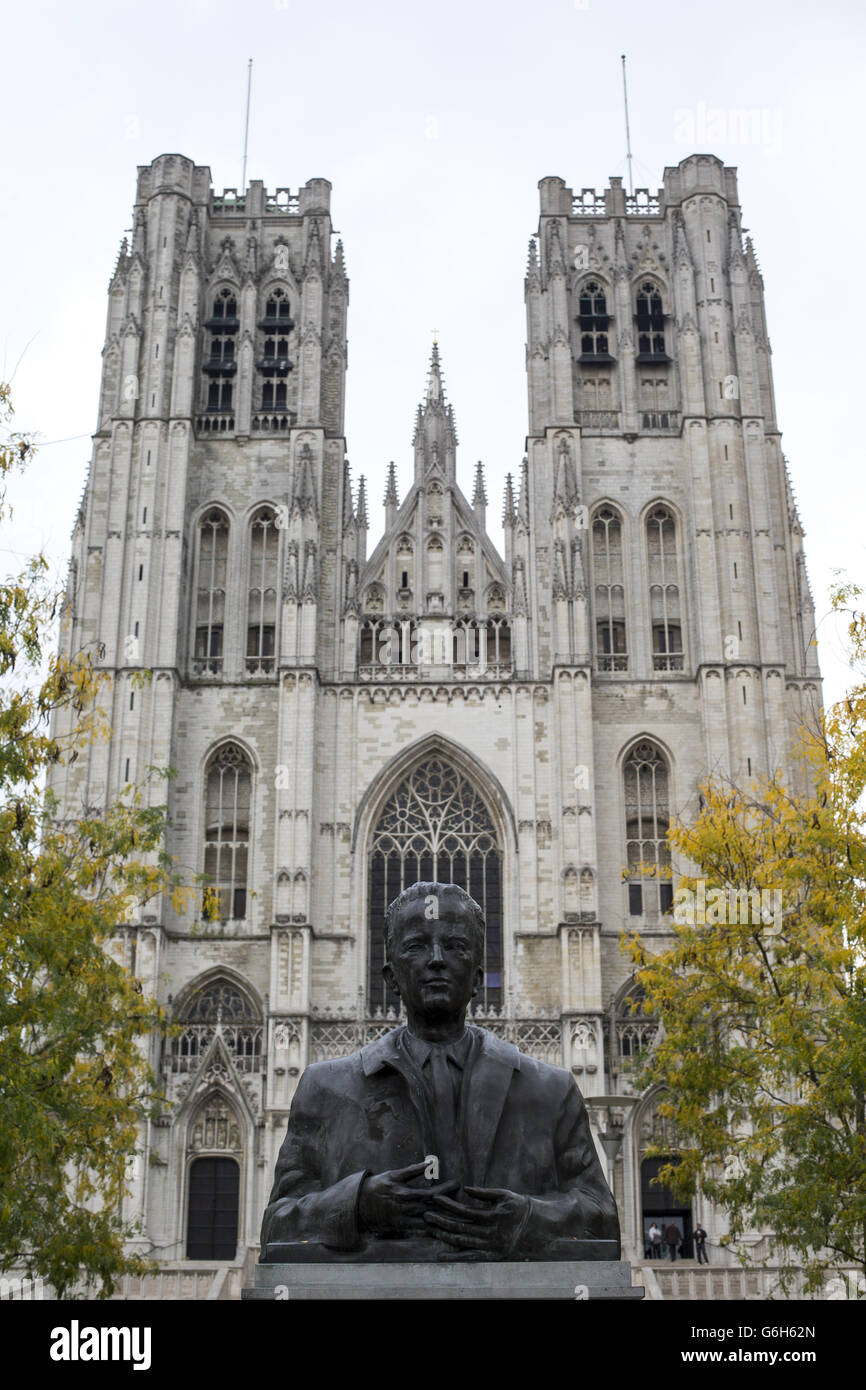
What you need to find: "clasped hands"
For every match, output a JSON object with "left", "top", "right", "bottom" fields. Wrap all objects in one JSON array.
[{"left": 358, "top": 1160, "right": 530, "bottom": 1259}]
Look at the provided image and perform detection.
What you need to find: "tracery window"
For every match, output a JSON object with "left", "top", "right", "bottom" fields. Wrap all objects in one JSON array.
[
  {"left": 577, "top": 280, "right": 611, "bottom": 359},
  {"left": 171, "top": 978, "right": 263, "bottom": 1074},
  {"left": 646, "top": 505, "right": 684, "bottom": 671},
  {"left": 246, "top": 507, "right": 278, "bottom": 674},
  {"left": 203, "top": 287, "right": 237, "bottom": 412},
  {"left": 624, "top": 741, "right": 672, "bottom": 917},
  {"left": 369, "top": 757, "right": 502, "bottom": 1014},
  {"left": 606, "top": 983, "right": 660, "bottom": 1086},
  {"left": 591, "top": 505, "right": 627, "bottom": 671},
  {"left": 635, "top": 280, "right": 667, "bottom": 360},
  {"left": 194, "top": 509, "right": 228, "bottom": 676},
  {"left": 203, "top": 744, "right": 252, "bottom": 923},
  {"left": 257, "top": 288, "right": 294, "bottom": 411}
]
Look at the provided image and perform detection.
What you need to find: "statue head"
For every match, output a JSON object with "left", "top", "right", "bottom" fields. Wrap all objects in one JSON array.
[{"left": 383, "top": 882, "right": 485, "bottom": 1028}]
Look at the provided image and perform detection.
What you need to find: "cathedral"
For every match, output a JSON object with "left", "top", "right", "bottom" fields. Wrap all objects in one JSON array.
[{"left": 49, "top": 150, "right": 821, "bottom": 1287}]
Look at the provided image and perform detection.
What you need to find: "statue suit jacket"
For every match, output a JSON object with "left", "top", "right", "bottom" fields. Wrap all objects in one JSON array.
[{"left": 261, "top": 1025, "right": 619, "bottom": 1260}]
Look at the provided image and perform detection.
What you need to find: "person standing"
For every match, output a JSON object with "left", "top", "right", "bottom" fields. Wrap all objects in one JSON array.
[
  {"left": 694, "top": 1223, "right": 709, "bottom": 1264},
  {"left": 648, "top": 1222, "right": 662, "bottom": 1259},
  {"left": 663, "top": 1220, "right": 680, "bottom": 1260}
]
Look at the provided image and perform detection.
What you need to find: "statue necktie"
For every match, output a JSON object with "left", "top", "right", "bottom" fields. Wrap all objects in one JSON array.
[{"left": 427, "top": 1045, "right": 460, "bottom": 1181}]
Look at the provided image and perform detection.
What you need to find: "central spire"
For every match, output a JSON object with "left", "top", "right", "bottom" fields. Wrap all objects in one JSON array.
[
  {"left": 427, "top": 340, "right": 443, "bottom": 404},
  {"left": 413, "top": 341, "right": 458, "bottom": 485}
]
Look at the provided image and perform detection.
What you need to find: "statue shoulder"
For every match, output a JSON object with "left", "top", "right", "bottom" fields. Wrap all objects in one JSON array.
[
  {"left": 471, "top": 1027, "right": 578, "bottom": 1094},
  {"left": 295, "top": 1050, "right": 366, "bottom": 1096}
]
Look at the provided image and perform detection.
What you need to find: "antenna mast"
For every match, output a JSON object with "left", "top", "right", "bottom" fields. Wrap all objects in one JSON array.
[
  {"left": 241, "top": 58, "right": 253, "bottom": 193},
  {"left": 621, "top": 54, "right": 634, "bottom": 196}
]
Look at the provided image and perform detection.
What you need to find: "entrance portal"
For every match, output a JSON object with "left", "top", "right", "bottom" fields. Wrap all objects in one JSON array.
[{"left": 186, "top": 1156, "right": 239, "bottom": 1259}]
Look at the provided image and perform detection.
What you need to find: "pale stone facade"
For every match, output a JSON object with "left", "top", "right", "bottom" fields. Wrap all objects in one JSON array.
[{"left": 50, "top": 152, "right": 820, "bottom": 1270}]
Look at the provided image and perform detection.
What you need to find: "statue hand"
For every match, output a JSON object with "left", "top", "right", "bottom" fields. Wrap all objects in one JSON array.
[
  {"left": 358, "top": 1162, "right": 458, "bottom": 1236},
  {"left": 424, "top": 1185, "right": 531, "bottom": 1258}
]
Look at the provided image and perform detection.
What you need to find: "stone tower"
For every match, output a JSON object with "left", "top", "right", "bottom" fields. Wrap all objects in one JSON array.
[{"left": 50, "top": 152, "right": 819, "bottom": 1276}]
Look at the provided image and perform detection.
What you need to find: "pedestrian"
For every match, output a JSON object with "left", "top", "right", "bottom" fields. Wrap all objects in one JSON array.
[
  {"left": 694, "top": 1223, "right": 709, "bottom": 1264},
  {"left": 663, "top": 1220, "right": 680, "bottom": 1260},
  {"left": 648, "top": 1222, "right": 662, "bottom": 1259}
]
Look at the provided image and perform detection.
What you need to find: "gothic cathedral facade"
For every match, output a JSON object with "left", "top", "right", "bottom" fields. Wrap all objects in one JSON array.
[{"left": 50, "top": 152, "right": 820, "bottom": 1270}]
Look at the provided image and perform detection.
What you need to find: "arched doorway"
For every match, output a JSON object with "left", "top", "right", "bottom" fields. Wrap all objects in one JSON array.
[
  {"left": 186, "top": 1156, "right": 239, "bottom": 1259},
  {"left": 368, "top": 755, "right": 503, "bottom": 1014},
  {"left": 641, "top": 1155, "right": 693, "bottom": 1259}
]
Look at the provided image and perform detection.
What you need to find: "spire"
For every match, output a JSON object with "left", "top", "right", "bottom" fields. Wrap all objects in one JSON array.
[
  {"left": 356, "top": 476, "right": 368, "bottom": 530},
  {"left": 526, "top": 237, "right": 540, "bottom": 290},
  {"left": 413, "top": 342, "right": 457, "bottom": 483},
  {"left": 384, "top": 461, "right": 399, "bottom": 529},
  {"left": 745, "top": 236, "right": 763, "bottom": 287},
  {"left": 427, "top": 340, "right": 444, "bottom": 404},
  {"left": 472, "top": 460, "right": 487, "bottom": 531},
  {"left": 384, "top": 460, "right": 399, "bottom": 509},
  {"left": 472, "top": 460, "right": 487, "bottom": 509},
  {"left": 111, "top": 236, "right": 129, "bottom": 285},
  {"left": 502, "top": 473, "right": 516, "bottom": 528},
  {"left": 332, "top": 238, "right": 347, "bottom": 285}
]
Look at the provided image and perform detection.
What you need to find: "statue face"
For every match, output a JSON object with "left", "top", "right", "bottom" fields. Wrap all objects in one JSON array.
[{"left": 385, "top": 893, "right": 483, "bottom": 1021}]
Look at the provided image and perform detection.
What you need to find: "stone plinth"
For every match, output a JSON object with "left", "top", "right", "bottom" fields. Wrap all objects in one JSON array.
[{"left": 243, "top": 1259, "right": 643, "bottom": 1300}]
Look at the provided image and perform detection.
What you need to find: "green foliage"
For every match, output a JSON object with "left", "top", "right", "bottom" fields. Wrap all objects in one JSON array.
[
  {"left": 626, "top": 580, "right": 866, "bottom": 1290},
  {"left": 0, "top": 385, "right": 189, "bottom": 1297}
]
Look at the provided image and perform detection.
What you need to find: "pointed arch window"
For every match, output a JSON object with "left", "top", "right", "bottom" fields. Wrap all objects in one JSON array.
[
  {"left": 171, "top": 978, "right": 263, "bottom": 1074},
  {"left": 624, "top": 741, "right": 672, "bottom": 917},
  {"left": 368, "top": 757, "right": 502, "bottom": 1014},
  {"left": 606, "top": 982, "right": 660, "bottom": 1090},
  {"left": 246, "top": 508, "right": 279, "bottom": 674},
  {"left": 194, "top": 509, "right": 228, "bottom": 676},
  {"left": 591, "top": 505, "right": 627, "bottom": 671},
  {"left": 203, "top": 744, "right": 252, "bottom": 922},
  {"left": 646, "top": 505, "right": 684, "bottom": 671},
  {"left": 257, "top": 288, "right": 294, "bottom": 412},
  {"left": 635, "top": 281, "right": 668, "bottom": 361},
  {"left": 577, "top": 280, "right": 612, "bottom": 361},
  {"left": 203, "top": 288, "right": 237, "bottom": 412}
]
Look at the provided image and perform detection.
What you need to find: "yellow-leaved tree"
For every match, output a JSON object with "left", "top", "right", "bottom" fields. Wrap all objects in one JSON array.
[
  {"left": 627, "top": 581, "right": 866, "bottom": 1293},
  {"left": 0, "top": 384, "right": 188, "bottom": 1297}
]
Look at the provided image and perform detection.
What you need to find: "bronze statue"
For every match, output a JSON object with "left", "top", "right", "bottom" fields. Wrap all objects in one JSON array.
[{"left": 261, "top": 882, "right": 619, "bottom": 1261}]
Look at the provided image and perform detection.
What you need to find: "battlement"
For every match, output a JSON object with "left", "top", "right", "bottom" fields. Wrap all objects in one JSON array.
[
  {"left": 134, "top": 153, "right": 331, "bottom": 217},
  {"left": 539, "top": 155, "right": 740, "bottom": 220}
]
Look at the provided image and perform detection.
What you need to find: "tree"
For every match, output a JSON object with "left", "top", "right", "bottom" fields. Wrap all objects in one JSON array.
[
  {"left": 0, "top": 385, "right": 188, "bottom": 1297},
  {"left": 626, "top": 581, "right": 866, "bottom": 1292}
]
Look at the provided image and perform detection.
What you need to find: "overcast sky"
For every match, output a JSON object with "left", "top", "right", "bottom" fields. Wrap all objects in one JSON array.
[{"left": 1, "top": 0, "right": 863, "bottom": 706}]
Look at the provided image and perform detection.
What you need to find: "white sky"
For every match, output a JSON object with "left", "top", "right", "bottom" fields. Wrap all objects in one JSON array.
[{"left": 1, "top": 0, "right": 863, "bottom": 707}]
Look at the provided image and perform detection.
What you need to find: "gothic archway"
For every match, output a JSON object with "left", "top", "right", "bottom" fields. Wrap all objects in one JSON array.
[{"left": 368, "top": 755, "right": 503, "bottom": 1014}]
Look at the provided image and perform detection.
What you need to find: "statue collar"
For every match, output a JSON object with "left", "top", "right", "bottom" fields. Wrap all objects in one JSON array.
[{"left": 360, "top": 1023, "right": 521, "bottom": 1077}]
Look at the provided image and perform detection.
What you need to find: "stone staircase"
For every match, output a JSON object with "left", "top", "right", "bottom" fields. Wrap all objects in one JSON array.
[
  {"left": 639, "top": 1260, "right": 836, "bottom": 1300},
  {"left": 111, "top": 1248, "right": 256, "bottom": 1300}
]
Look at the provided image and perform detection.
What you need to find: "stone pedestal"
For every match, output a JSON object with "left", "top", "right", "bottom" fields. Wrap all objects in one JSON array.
[{"left": 243, "top": 1260, "right": 643, "bottom": 1300}]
